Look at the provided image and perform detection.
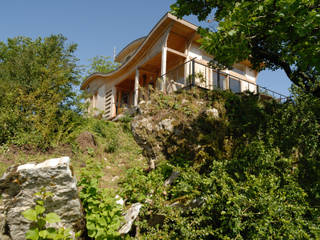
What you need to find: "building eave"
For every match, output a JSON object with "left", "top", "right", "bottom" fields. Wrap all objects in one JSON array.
[
  {"left": 80, "top": 12, "right": 199, "bottom": 90},
  {"left": 115, "top": 36, "right": 147, "bottom": 63}
]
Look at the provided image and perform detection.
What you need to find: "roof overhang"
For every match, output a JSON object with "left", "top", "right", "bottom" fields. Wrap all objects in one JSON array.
[
  {"left": 115, "top": 37, "right": 146, "bottom": 63},
  {"left": 80, "top": 12, "right": 198, "bottom": 90}
]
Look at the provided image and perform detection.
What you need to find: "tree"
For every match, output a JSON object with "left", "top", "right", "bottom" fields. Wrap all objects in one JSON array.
[
  {"left": 171, "top": 0, "right": 320, "bottom": 97},
  {"left": 0, "top": 35, "right": 82, "bottom": 149},
  {"left": 84, "top": 55, "right": 119, "bottom": 77}
]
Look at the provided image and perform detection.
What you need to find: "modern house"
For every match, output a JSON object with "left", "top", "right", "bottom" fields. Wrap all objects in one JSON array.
[{"left": 81, "top": 13, "right": 259, "bottom": 119}]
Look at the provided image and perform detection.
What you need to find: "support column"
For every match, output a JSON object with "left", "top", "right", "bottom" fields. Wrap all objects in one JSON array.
[
  {"left": 134, "top": 68, "right": 139, "bottom": 106},
  {"left": 161, "top": 46, "right": 167, "bottom": 91}
]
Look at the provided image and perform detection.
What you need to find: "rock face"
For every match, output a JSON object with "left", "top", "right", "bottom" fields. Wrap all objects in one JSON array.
[
  {"left": 118, "top": 203, "right": 142, "bottom": 235},
  {"left": 131, "top": 92, "right": 221, "bottom": 169},
  {"left": 0, "top": 157, "right": 85, "bottom": 240}
]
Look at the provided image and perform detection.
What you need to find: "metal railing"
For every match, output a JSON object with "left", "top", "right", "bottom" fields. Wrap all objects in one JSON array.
[{"left": 160, "top": 58, "right": 290, "bottom": 103}]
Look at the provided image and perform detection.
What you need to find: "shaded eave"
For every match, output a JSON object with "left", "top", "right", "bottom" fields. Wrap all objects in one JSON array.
[
  {"left": 80, "top": 12, "right": 198, "bottom": 90},
  {"left": 115, "top": 36, "right": 146, "bottom": 63}
]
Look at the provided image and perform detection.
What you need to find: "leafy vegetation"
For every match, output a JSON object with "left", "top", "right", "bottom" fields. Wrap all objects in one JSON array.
[
  {"left": 1, "top": 22, "right": 319, "bottom": 239},
  {"left": 120, "top": 88, "right": 320, "bottom": 239},
  {"left": 22, "top": 188, "right": 81, "bottom": 240},
  {"left": 84, "top": 55, "right": 119, "bottom": 76},
  {"left": 0, "top": 35, "right": 82, "bottom": 149},
  {"left": 78, "top": 160, "right": 123, "bottom": 240},
  {"left": 171, "top": 0, "right": 320, "bottom": 97}
]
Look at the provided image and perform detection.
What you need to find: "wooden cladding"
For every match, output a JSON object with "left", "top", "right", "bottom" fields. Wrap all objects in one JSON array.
[{"left": 104, "top": 89, "right": 113, "bottom": 119}]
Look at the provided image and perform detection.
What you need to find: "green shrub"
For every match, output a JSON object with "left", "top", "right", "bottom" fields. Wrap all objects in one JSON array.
[
  {"left": 78, "top": 160, "right": 123, "bottom": 240},
  {"left": 121, "top": 89, "right": 319, "bottom": 239},
  {"left": 22, "top": 188, "right": 81, "bottom": 240},
  {"left": 0, "top": 35, "right": 82, "bottom": 150}
]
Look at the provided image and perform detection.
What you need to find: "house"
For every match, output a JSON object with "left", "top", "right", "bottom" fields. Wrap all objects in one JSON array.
[{"left": 80, "top": 13, "right": 258, "bottom": 119}]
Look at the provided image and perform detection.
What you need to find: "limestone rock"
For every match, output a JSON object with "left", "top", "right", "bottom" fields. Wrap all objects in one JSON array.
[
  {"left": 131, "top": 117, "right": 158, "bottom": 160},
  {"left": 0, "top": 157, "right": 85, "bottom": 240},
  {"left": 159, "top": 118, "right": 174, "bottom": 132},
  {"left": 112, "top": 106, "right": 139, "bottom": 122},
  {"left": 205, "top": 108, "right": 219, "bottom": 119},
  {"left": 164, "top": 171, "right": 180, "bottom": 186},
  {"left": 118, "top": 203, "right": 142, "bottom": 235}
]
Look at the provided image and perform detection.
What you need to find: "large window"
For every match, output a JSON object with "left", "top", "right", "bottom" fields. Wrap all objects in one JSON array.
[
  {"left": 229, "top": 78, "right": 241, "bottom": 93},
  {"left": 213, "top": 71, "right": 227, "bottom": 90}
]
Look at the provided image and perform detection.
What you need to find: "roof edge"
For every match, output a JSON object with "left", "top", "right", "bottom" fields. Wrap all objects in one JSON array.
[
  {"left": 81, "top": 12, "right": 199, "bottom": 90},
  {"left": 115, "top": 36, "right": 146, "bottom": 63}
]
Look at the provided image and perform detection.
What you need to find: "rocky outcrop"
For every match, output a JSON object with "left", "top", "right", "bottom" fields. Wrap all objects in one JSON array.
[
  {"left": 118, "top": 203, "right": 142, "bottom": 235},
  {"left": 0, "top": 157, "right": 85, "bottom": 240},
  {"left": 131, "top": 92, "right": 220, "bottom": 169}
]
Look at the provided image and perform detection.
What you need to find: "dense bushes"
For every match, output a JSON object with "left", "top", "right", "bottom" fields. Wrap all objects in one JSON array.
[
  {"left": 79, "top": 160, "right": 123, "bottom": 239},
  {"left": 0, "top": 35, "right": 82, "bottom": 149},
  {"left": 121, "top": 89, "right": 320, "bottom": 239}
]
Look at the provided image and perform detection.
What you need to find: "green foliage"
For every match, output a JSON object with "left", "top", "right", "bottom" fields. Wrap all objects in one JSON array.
[
  {"left": 22, "top": 188, "right": 80, "bottom": 240},
  {"left": 121, "top": 165, "right": 170, "bottom": 204},
  {"left": 171, "top": 0, "right": 320, "bottom": 97},
  {"left": 84, "top": 55, "right": 119, "bottom": 76},
  {"left": 0, "top": 35, "right": 83, "bottom": 149},
  {"left": 78, "top": 160, "right": 123, "bottom": 240},
  {"left": 90, "top": 119, "right": 119, "bottom": 153},
  {"left": 121, "top": 89, "right": 320, "bottom": 239}
]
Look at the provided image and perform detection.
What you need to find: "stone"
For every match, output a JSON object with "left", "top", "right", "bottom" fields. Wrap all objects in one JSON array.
[
  {"left": 112, "top": 113, "right": 126, "bottom": 122},
  {"left": 164, "top": 171, "right": 180, "bottom": 186},
  {"left": 115, "top": 195, "right": 124, "bottom": 207},
  {"left": 111, "top": 176, "right": 119, "bottom": 182},
  {"left": 0, "top": 157, "right": 85, "bottom": 240},
  {"left": 159, "top": 118, "right": 174, "bottom": 132},
  {"left": 205, "top": 108, "right": 219, "bottom": 119},
  {"left": 114, "top": 106, "right": 140, "bottom": 122},
  {"left": 131, "top": 117, "right": 157, "bottom": 160},
  {"left": 138, "top": 117, "right": 153, "bottom": 132},
  {"left": 118, "top": 203, "right": 142, "bottom": 235}
]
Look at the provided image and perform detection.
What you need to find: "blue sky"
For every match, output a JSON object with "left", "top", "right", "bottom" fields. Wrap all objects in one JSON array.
[{"left": 0, "top": 0, "right": 291, "bottom": 95}]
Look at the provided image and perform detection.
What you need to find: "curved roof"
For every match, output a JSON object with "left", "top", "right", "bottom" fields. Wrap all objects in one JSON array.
[
  {"left": 115, "top": 36, "right": 146, "bottom": 63},
  {"left": 81, "top": 13, "right": 198, "bottom": 90}
]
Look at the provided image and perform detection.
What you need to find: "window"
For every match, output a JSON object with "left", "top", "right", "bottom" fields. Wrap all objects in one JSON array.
[
  {"left": 229, "top": 78, "right": 241, "bottom": 93},
  {"left": 213, "top": 71, "right": 227, "bottom": 90}
]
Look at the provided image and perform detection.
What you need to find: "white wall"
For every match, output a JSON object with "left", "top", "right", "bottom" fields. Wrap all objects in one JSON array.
[
  {"left": 245, "top": 67, "right": 256, "bottom": 82},
  {"left": 189, "top": 44, "right": 203, "bottom": 60}
]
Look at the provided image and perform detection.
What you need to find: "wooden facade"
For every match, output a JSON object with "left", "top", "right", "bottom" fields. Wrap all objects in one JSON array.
[{"left": 81, "top": 13, "right": 258, "bottom": 118}]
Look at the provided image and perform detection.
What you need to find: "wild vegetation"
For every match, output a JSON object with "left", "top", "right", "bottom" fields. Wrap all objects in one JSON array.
[
  {"left": 1, "top": 1, "right": 320, "bottom": 237},
  {"left": 0, "top": 35, "right": 83, "bottom": 150},
  {"left": 22, "top": 188, "right": 81, "bottom": 240},
  {"left": 171, "top": 0, "right": 320, "bottom": 97},
  {"left": 120, "top": 88, "right": 320, "bottom": 239}
]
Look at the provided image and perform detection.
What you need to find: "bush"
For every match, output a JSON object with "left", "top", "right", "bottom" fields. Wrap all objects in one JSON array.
[
  {"left": 22, "top": 188, "right": 81, "bottom": 240},
  {"left": 121, "top": 89, "right": 320, "bottom": 239},
  {"left": 0, "top": 35, "right": 82, "bottom": 149},
  {"left": 78, "top": 160, "right": 123, "bottom": 240}
]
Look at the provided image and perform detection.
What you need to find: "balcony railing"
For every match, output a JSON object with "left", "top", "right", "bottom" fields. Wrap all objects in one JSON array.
[{"left": 160, "top": 58, "right": 290, "bottom": 103}]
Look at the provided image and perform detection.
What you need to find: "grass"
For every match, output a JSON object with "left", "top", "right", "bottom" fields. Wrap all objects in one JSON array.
[{"left": 0, "top": 118, "right": 147, "bottom": 191}]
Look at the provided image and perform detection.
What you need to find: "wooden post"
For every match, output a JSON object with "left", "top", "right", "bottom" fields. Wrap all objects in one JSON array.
[
  {"left": 134, "top": 68, "right": 139, "bottom": 106},
  {"left": 192, "top": 59, "right": 195, "bottom": 86},
  {"left": 217, "top": 69, "right": 221, "bottom": 89},
  {"left": 117, "top": 90, "right": 122, "bottom": 113},
  {"left": 226, "top": 75, "right": 230, "bottom": 90},
  {"left": 161, "top": 46, "right": 167, "bottom": 92}
]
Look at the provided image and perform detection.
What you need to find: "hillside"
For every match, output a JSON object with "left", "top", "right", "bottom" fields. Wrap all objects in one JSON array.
[
  {"left": 120, "top": 88, "right": 320, "bottom": 239},
  {"left": 1, "top": 88, "right": 319, "bottom": 239}
]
